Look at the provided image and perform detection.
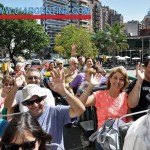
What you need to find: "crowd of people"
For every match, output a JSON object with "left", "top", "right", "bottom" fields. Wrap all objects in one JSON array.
[{"left": 0, "top": 45, "right": 150, "bottom": 150}]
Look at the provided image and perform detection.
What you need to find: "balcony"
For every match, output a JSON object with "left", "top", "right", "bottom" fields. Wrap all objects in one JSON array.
[
  {"left": 45, "top": 20, "right": 69, "bottom": 26},
  {"left": 44, "top": 0, "right": 69, "bottom": 5},
  {"left": 79, "top": 0, "right": 88, "bottom": 2}
]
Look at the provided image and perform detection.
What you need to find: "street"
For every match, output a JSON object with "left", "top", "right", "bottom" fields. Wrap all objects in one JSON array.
[{"left": 127, "top": 69, "right": 136, "bottom": 77}]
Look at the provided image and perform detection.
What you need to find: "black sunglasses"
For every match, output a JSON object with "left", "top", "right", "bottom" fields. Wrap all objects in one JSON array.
[
  {"left": 27, "top": 76, "right": 39, "bottom": 80},
  {"left": 4, "top": 138, "right": 37, "bottom": 150},
  {"left": 57, "top": 63, "right": 62, "bottom": 65},
  {"left": 4, "top": 83, "right": 13, "bottom": 87},
  {"left": 22, "top": 97, "right": 45, "bottom": 106}
]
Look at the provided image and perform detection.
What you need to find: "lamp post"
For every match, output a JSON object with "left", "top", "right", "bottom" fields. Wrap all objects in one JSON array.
[
  {"left": 129, "top": 50, "right": 132, "bottom": 65},
  {"left": 139, "top": 50, "right": 142, "bottom": 63},
  {"left": 149, "top": 38, "right": 150, "bottom": 54},
  {"left": 142, "top": 37, "right": 144, "bottom": 63}
]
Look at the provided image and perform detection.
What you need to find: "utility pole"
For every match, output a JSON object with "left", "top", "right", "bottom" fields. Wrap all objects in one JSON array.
[{"left": 142, "top": 37, "right": 144, "bottom": 63}]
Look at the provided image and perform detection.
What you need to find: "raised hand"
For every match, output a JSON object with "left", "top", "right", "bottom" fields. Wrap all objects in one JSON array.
[
  {"left": 95, "top": 61, "right": 100, "bottom": 66},
  {"left": 136, "top": 63, "right": 145, "bottom": 81},
  {"left": 14, "top": 76, "right": 24, "bottom": 88},
  {"left": 48, "top": 68, "right": 66, "bottom": 94},
  {"left": 90, "top": 73, "right": 101, "bottom": 86},
  {"left": 71, "top": 44, "right": 77, "bottom": 57}
]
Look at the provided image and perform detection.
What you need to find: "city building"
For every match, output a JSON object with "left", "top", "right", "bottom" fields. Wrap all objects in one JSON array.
[
  {"left": 101, "top": 6, "right": 109, "bottom": 30},
  {"left": 125, "top": 20, "right": 143, "bottom": 36},
  {"left": 142, "top": 9, "right": 150, "bottom": 29},
  {"left": 42, "top": 0, "right": 70, "bottom": 52},
  {"left": 42, "top": 0, "right": 124, "bottom": 52},
  {"left": 140, "top": 9, "right": 150, "bottom": 36},
  {"left": 108, "top": 9, "right": 123, "bottom": 26},
  {"left": 69, "top": 0, "right": 79, "bottom": 25},
  {"left": 100, "top": 5, "right": 123, "bottom": 30}
]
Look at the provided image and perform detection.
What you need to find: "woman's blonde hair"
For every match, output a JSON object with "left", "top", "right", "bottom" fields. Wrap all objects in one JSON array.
[
  {"left": 106, "top": 67, "right": 129, "bottom": 92},
  {"left": 85, "top": 68, "right": 96, "bottom": 76},
  {"left": 2, "top": 75, "right": 14, "bottom": 85}
]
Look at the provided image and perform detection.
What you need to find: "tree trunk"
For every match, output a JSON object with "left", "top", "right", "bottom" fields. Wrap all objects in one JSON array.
[
  {"left": 8, "top": 48, "right": 16, "bottom": 68},
  {"left": 112, "top": 48, "right": 116, "bottom": 67}
]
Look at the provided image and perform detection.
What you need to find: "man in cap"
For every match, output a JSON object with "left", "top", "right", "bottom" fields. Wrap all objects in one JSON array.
[
  {"left": 21, "top": 69, "right": 85, "bottom": 150},
  {"left": 56, "top": 59, "right": 64, "bottom": 72}
]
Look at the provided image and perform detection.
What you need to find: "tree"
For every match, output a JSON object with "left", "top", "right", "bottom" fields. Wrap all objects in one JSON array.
[
  {"left": 91, "top": 30, "right": 110, "bottom": 55},
  {"left": 105, "top": 23, "right": 129, "bottom": 65},
  {"left": 54, "top": 24, "right": 98, "bottom": 58},
  {"left": 0, "top": 19, "right": 50, "bottom": 66},
  {"left": 92, "top": 22, "right": 129, "bottom": 65}
]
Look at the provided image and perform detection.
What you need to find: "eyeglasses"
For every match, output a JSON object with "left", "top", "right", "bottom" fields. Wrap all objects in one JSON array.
[
  {"left": 4, "top": 138, "right": 37, "bottom": 150},
  {"left": 9, "top": 73, "right": 16, "bottom": 77},
  {"left": 78, "top": 58, "right": 82, "bottom": 61},
  {"left": 57, "top": 63, "right": 62, "bottom": 65},
  {"left": 4, "top": 83, "right": 13, "bottom": 87},
  {"left": 27, "top": 76, "right": 39, "bottom": 80},
  {"left": 22, "top": 97, "right": 44, "bottom": 106}
]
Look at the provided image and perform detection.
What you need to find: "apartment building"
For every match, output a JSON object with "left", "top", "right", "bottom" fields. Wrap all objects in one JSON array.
[
  {"left": 100, "top": 5, "right": 123, "bottom": 30},
  {"left": 141, "top": 10, "right": 150, "bottom": 36},
  {"left": 125, "top": 20, "right": 143, "bottom": 36},
  {"left": 78, "top": 0, "right": 90, "bottom": 29},
  {"left": 42, "top": 0, "right": 70, "bottom": 52},
  {"left": 42, "top": 0, "right": 124, "bottom": 52},
  {"left": 91, "top": 0, "right": 101, "bottom": 32},
  {"left": 101, "top": 6, "right": 109, "bottom": 30},
  {"left": 142, "top": 10, "right": 150, "bottom": 29},
  {"left": 109, "top": 9, "right": 123, "bottom": 26}
]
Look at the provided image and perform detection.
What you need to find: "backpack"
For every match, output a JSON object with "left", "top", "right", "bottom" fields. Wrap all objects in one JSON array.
[{"left": 89, "top": 118, "right": 120, "bottom": 150}]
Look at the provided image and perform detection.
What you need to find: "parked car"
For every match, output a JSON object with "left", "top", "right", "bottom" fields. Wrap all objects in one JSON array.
[{"left": 31, "top": 59, "right": 42, "bottom": 70}]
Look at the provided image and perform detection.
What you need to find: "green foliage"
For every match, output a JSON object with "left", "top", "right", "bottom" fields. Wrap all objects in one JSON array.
[
  {"left": 92, "top": 22, "right": 129, "bottom": 64},
  {"left": 55, "top": 24, "right": 98, "bottom": 58},
  {"left": 0, "top": 19, "right": 50, "bottom": 65},
  {"left": 104, "top": 22, "right": 129, "bottom": 55}
]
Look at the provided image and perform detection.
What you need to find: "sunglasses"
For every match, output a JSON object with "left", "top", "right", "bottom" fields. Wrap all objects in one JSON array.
[
  {"left": 27, "top": 76, "right": 39, "bottom": 80},
  {"left": 4, "top": 138, "right": 37, "bottom": 150},
  {"left": 78, "top": 58, "right": 83, "bottom": 61},
  {"left": 4, "top": 83, "right": 13, "bottom": 87},
  {"left": 57, "top": 63, "right": 62, "bottom": 65},
  {"left": 22, "top": 97, "right": 44, "bottom": 106},
  {"left": 9, "top": 73, "right": 16, "bottom": 77}
]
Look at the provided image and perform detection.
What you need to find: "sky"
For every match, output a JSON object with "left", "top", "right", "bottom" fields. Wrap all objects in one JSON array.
[
  {"left": 101, "top": 0, "right": 150, "bottom": 22},
  {"left": 0, "top": 0, "right": 150, "bottom": 22}
]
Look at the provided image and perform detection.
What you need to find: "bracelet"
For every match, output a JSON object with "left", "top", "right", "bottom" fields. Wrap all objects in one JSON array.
[
  {"left": 83, "top": 90, "right": 90, "bottom": 96},
  {"left": 62, "top": 92, "right": 71, "bottom": 99}
]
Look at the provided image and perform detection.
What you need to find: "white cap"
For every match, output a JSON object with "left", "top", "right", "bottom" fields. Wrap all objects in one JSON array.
[{"left": 22, "top": 84, "right": 46, "bottom": 102}]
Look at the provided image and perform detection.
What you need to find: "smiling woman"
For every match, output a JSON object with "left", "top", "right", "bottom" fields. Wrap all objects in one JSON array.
[
  {"left": 0, "top": 112, "right": 52, "bottom": 150},
  {"left": 79, "top": 66, "right": 130, "bottom": 150}
]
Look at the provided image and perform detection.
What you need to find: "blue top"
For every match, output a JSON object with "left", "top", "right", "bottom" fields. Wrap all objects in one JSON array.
[
  {"left": 0, "top": 118, "right": 8, "bottom": 137},
  {"left": 37, "top": 105, "right": 71, "bottom": 150}
]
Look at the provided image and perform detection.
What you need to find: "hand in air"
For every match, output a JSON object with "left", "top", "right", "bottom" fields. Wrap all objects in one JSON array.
[
  {"left": 48, "top": 69, "right": 65, "bottom": 93},
  {"left": 90, "top": 73, "right": 101, "bottom": 86},
  {"left": 71, "top": 44, "right": 77, "bottom": 57},
  {"left": 136, "top": 63, "right": 145, "bottom": 81}
]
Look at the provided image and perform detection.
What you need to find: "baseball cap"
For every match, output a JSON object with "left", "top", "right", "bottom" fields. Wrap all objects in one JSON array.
[
  {"left": 22, "top": 84, "right": 47, "bottom": 102},
  {"left": 56, "top": 59, "right": 63, "bottom": 64}
]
